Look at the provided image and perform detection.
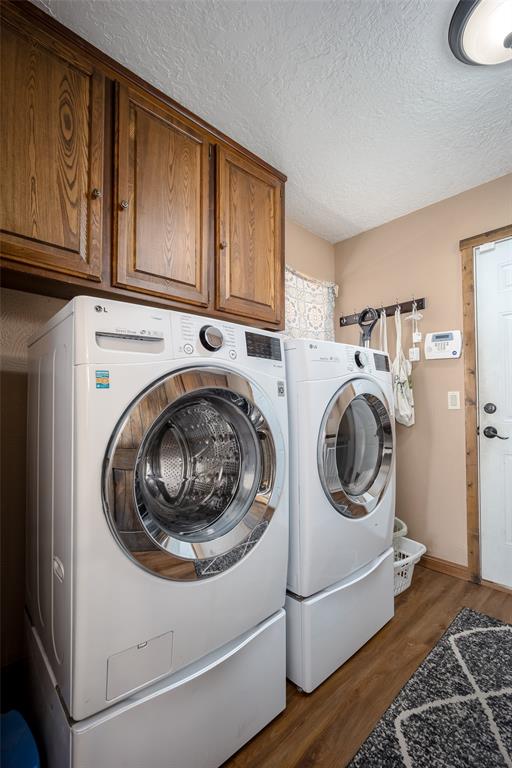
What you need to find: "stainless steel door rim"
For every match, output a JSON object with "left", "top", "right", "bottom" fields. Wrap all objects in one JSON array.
[{"left": 103, "top": 366, "right": 284, "bottom": 580}]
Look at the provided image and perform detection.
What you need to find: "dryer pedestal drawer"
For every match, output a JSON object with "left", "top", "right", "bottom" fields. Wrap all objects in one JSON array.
[
  {"left": 27, "top": 610, "right": 285, "bottom": 768},
  {"left": 286, "top": 548, "right": 394, "bottom": 693}
]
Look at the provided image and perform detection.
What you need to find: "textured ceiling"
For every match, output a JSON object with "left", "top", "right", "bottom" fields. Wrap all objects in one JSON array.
[{"left": 36, "top": 0, "right": 512, "bottom": 243}]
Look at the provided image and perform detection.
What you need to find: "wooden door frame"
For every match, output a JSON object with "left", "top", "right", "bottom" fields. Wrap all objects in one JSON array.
[{"left": 461, "top": 223, "right": 512, "bottom": 583}]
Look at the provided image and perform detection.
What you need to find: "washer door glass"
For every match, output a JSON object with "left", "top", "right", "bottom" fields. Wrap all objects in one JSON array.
[
  {"left": 103, "top": 368, "right": 284, "bottom": 580},
  {"left": 136, "top": 393, "right": 261, "bottom": 542},
  {"left": 318, "top": 378, "right": 393, "bottom": 518}
]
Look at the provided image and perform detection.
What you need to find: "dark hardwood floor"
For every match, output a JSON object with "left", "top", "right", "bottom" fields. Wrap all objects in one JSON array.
[{"left": 224, "top": 566, "right": 512, "bottom": 768}]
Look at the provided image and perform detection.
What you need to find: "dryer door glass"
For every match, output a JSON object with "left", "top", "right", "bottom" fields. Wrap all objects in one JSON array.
[
  {"left": 103, "top": 368, "right": 284, "bottom": 581},
  {"left": 319, "top": 379, "right": 393, "bottom": 518}
]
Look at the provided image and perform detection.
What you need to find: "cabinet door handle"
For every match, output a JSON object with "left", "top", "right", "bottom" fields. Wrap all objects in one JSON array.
[
  {"left": 120, "top": 200, "right": 129, "bottom": 210},
  {"left": 91, "top": 188, "right": 102, "bottom": 199},
  {"left": 220, "top": 240, "right": 227, "bottom": 249}
]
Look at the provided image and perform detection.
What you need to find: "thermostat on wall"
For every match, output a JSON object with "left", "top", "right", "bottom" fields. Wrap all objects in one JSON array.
[{"left": 425, "top": 330, "right": 462, "bottom": 359}]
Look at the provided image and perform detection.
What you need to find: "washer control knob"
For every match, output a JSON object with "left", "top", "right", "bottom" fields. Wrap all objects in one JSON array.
[
  {"left": 199, "top": 325, "right": 223, "bottom": 352},
  {"left": 355, "top": 350, "right": 368, "bottom": 369}
]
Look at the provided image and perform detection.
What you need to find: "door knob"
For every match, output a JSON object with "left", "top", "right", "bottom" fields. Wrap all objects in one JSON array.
[
  {"left": 91, "top": 188, "right": 102, "bottom": 199},
  {"left": 483, "top": 426, "right": 509, "bottom": 440},
  {"left": 483, "top": 402, "right": 497, "bottom": 414}
]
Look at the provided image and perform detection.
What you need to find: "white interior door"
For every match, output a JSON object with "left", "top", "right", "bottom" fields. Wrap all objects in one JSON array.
[{"left": 475, "top": 236, "right": 512, "bottom": 589}]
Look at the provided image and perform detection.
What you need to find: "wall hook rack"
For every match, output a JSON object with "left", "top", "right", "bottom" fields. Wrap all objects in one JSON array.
[{"left": 339, "top": 297, "right": 426, "bottom": 327}]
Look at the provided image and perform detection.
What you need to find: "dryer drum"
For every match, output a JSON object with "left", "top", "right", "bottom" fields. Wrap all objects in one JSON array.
[
  {"left": 336, "top": 394, "right": 386, "bottom": 497},
  {"left": 318, "top": 378, "right": 393, "bottom": 519}
]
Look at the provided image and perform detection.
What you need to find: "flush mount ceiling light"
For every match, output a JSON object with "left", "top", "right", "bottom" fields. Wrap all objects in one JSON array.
[{"left": 449, "top": 0, "right": 512, "bottom": 65}]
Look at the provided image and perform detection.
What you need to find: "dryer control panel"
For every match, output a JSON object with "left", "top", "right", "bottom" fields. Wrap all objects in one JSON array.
[
  {"left": 373, "top": 352, "right": 390, "bottom": 372},
  {"left": 345, "top": 347, "right": 377, "bottom": 374}
]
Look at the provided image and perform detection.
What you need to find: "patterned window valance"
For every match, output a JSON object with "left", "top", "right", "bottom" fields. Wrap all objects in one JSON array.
[{"left": 285, "top": 265, "right": 339, "bottom": 341}]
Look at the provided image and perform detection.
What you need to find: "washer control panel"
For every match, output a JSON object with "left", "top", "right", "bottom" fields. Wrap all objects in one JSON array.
[
  {"left": 176, "top": 315, "right": 235, "bottom": 357},
  {"left": 199, "top": 325, "right": 224, "bottom": 352},
  {"left": 172, "top": 312, "right": 284, "bottom": 368},
  {"left": 245, "top": 331, "right": 282, "bottom": 361}
]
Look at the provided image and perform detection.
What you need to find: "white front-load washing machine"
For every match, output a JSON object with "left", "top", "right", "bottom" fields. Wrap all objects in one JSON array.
[
  {"left": 26, "top": 296, "right": 289, "bottom": 767},
  {"left": 284, "top": 338, "right": 395, "bottom": 692}
]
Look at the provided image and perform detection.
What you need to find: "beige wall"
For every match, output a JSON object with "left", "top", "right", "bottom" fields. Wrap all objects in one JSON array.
[
  {"left": 335, "top": 173, "right": 512, "bottom": 566},
  {"left": 285, "top": 219, "right": 336, "bottom": 282}
]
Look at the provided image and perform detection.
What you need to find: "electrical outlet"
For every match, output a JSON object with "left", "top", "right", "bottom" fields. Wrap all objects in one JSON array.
[{"left": 448, "top": 391, "right": 460, "bottom": 410}]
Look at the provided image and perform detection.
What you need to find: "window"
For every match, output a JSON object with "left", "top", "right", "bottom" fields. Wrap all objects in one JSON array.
[{"left": 285, "top": 265, "right": 338, "bottom": 341}]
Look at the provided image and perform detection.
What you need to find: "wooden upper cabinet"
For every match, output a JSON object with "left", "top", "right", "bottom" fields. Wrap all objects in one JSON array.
[
  {"left": 216, "top": 147, "right": 284, "bottom": 325},
  {"left": 0, "top": 2, "right": 286, "bottom": 326},
  {"left": 0, "top": 17, "right": 104, "bottom": 281},
  {"left": 114, "top": 85, "right": 210, "bottom": 307}
]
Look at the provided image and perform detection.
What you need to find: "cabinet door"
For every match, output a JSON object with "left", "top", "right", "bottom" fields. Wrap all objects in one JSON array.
[
  {"left": 0, "top": 19, "right": 104, "bottom": 281},
  {"left": 114, "top": 86, "right": 210, "bottom": 307},
  {"left": 216, "top": 147, "right": 283, "bottom": 325}
]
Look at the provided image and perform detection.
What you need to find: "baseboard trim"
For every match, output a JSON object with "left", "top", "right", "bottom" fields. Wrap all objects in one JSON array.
[
  {"left": 420, "top": 555, "right": 471, "bottom": 582},
  {"left": 480, "top": 579, "right": 512, "bottom": 596},
  {"left": 420, "top": 556, "right": 512, "bottom": 594}
]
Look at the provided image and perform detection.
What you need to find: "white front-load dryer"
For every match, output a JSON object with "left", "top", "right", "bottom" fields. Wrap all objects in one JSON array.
[
  {"left": 285, "top": 338, "right": 395, "bottom": 598},
  {"left": 284, "top": 338, "right": 395, "bottom": 692},
  {"left": 26, "top": 297, "right": 289, "bottom": 736}
]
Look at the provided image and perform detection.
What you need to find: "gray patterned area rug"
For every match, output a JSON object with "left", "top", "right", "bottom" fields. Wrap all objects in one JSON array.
[{"left": 349, "top": 608, "right": 512, "bottom": 768}]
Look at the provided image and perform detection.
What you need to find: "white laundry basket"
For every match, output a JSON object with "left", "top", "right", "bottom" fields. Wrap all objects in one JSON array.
[
  {"left": 393, "top": 517, "right": 408, "bottom": 540},
  {"left": 393, "top": 536, "right": 426, "bottom": 596}
]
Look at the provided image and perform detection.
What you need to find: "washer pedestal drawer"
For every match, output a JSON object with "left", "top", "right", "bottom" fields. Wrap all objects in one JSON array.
[
  {"left": 286, "top": 548, "right": 394, "bottom": 693},
  {"left": 27, "top": 610, "right": 285, "bottom": 768}
]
